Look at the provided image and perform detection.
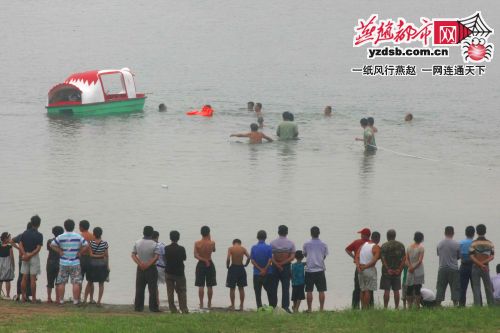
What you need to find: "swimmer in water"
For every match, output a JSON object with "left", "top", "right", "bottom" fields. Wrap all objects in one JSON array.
[
  {"left": 324, "top": 106, "right": 332, "bottom": 117},
  {"left": 405, "top": 113, "right": 413, "bottom": 122},
  {"left": 254, "top": 103, "right": 263, "bottom": 116},
  {"left": 247, "top": 102, "right": 255, "bottom": 111},
  {"left": 367, "top": 117, "right": 378, "bottom": 133},
  {"left": 230, "top": 123, "right": 273, "bottom": 144},
  {"left": 257, "top": 116, "right": 264, "bottom": 128},
  {"left": 159, "top": 103, "right": 167, "bottom": 112},
  {"left": 355, "top": 118, "right": 376, "bottom": 151}
]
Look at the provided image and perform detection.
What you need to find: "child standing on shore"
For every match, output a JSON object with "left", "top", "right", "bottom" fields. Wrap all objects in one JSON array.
[
  {"left": 291, "top": 250, "right": 305, "bottom": 313},
  {"left": 46, "top": 226, "right": 64, "bottom": 303},
  {"left": 0, "top": 232, "right": 15, "bottom": 299}
]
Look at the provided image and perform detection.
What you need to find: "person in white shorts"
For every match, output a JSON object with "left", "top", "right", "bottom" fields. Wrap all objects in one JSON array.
[
  {"left": 19, "top": 215, "right": 44, "bottom": 303},
  {"left": 356, "top": 231, "right": 381, "bottom": 309},
  {"left": 152, "top": 231, "right": 167, "bottom": 306}
]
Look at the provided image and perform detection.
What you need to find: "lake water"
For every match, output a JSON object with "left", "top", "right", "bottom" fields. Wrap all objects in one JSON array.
[{"left": 1, "top": 0, "right": 499, "bottom": 309}]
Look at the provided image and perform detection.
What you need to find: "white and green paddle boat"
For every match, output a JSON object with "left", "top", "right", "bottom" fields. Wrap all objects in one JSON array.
[{"left": 46, "top": 68, "right": 146, "bottom": 116}]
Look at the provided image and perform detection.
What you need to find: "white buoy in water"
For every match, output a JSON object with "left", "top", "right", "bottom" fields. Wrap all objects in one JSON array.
[{"left": 161, "top": 184, "right": 168, "bottom": 188}]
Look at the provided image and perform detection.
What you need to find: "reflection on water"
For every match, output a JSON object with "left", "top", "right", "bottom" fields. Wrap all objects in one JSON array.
[
  {"left": 359, "top": 150, "right": 376, "bottom": 190},
  {"left": 47, "top": 115, "right": 84, "bottom": 135},
  {"left": 248, "top": 144, "right": 260, "bottom": 166},
  {"left": 277, "top": 140, "right": 298, "bottom": 161}
]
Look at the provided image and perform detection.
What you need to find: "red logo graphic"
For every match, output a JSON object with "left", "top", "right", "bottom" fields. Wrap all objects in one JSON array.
[
  {"left": 433, "top": 21, "right": 471, "bottom": 45},
  {"left": 353, "top": 11, "right": 494, "bottom": 63}
]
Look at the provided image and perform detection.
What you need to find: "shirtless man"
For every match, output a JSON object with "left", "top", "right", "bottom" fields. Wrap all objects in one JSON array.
[
  {"left": 254, "top": 103, "right": 263, "bottom": 116},
  {"left": 230, "top": 123, "right": 273, "bottom": 144},
  {"left": 367, "top": 117, "right": 378, "bottom": 133},
  {"left": 194, "top": 226, "right": 216, "bottom": 309},
  {"left": 226, "top": 239, "right": 250, "bottom": 310}
]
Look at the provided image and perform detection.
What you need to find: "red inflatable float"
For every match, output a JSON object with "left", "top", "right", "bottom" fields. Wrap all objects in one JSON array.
[{"left": 186, "top": 105, "right": 214, "bottom": 117}]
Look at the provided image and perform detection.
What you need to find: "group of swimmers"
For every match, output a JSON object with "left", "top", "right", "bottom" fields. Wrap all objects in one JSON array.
[
  {"left": 158, "top": 101, "right": 414, "bottom": 149},
  {"left": 232, "top": 102, "right": 299, "bottom": 143}
]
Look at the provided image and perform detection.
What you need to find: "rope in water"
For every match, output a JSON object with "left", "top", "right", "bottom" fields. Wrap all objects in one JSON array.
[
  {"left": 368, "top": 144, "right": 439, "bottom": 162},
  {"left": 366, "top": 144, "right": 495, "bottom": 171}
]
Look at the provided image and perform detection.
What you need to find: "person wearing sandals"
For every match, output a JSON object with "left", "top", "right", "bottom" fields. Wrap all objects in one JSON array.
[
  {"left": 85, "top": 227, "right": 109, "bottom": 306},
  {"left": 0, "top": 232, "right": 15, "bottom": 299},
  {"left": 406, "top": 232, "right": 425, "bottom": 308}
]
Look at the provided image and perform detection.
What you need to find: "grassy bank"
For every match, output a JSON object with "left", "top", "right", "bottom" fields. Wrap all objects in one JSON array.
[{"left": 1, "top": 301, "right": 499, "bottom": 333}]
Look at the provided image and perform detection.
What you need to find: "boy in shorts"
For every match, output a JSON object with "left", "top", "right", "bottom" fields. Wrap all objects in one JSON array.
[
  {"left": 226, "top": 239, "right": 250, "bottom": 310},
  {"left": 46, "top": 226, "right": 64, "bottom": 303},
  {"left": 291, "top": 250, "right": 305, "bottom": 312}
]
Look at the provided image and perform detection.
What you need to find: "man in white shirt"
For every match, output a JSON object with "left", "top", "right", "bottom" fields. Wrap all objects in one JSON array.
[
  {"left": 355, "top": 232, "right": 381, "bottom": 309},
  {"left": 420, "top": 288, "right": 437, "bottom": 307},
  {"left": 491, "top": 264, "right": 500, "bottom": 305}
]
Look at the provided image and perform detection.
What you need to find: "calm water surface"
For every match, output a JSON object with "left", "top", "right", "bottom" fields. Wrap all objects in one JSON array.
[{"left": 1, "top": 1, "right": 499, "bottom": 309}]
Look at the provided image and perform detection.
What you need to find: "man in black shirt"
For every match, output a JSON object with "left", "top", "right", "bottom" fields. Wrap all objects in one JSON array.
[
  {"left": 164, "top": 230, "right": 188, "bottom": 313},
  {"left": 19, "top": 215, "right": 43, "bottom": 303},
  {"left": 46, "top": 226, "right": 64, "bottom": 303}
]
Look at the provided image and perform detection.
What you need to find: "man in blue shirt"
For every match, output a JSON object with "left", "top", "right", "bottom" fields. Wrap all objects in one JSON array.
[
  {"left": 19, "top": 215, "right": 43, "bottom": 303},
  {"left": 459, "top": 226, "right": 475, "bottom": 307},
  {"left": 250, "top": 230, "right": 275, "bottom": 308}
]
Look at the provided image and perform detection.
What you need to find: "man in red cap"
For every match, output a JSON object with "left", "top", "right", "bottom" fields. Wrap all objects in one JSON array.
[{"left": 345, "top": 228, "right": 372, "bottom": 309}]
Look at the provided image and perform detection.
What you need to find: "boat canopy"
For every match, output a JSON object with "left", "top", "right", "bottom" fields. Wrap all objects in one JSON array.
[{"left": 47, "top": 68, "right": 140, "bottom": 106}]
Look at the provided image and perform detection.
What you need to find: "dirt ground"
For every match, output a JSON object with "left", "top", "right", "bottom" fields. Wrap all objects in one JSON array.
[
  {"left": 0, "top": 299, "right": 138, "bottom": 319},
  {"left": 0, "top": 299, "right": 233, "bottom": 319}
]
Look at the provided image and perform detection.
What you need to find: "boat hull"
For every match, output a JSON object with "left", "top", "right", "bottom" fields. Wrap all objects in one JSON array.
[{"left": 46, "top": 97, "right": 146, "bottom": 116}]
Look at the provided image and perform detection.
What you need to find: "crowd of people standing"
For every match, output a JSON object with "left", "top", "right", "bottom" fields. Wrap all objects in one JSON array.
[
  {"left": 0, "top": 216, "right": 109, "bottom": 305},
  {"left": 131, "top": 224, "right": 328, "bottom": 313},
  {"left": 1, "top": 215, "right": 499, "bottom": 314},
  {"left": 345, "top": 225, "right": 498, "bottom": 310}
]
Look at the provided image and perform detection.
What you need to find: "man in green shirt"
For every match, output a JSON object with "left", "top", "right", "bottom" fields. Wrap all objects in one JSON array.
[
  {"left": 356, "top": 118, "right": 376, "bottom": 151},
  {"left": 380, "top": 229, "right": 405, "bottom": 309},
  {"left": 277, "top": 112, "right": 298, "bottom": 140}
]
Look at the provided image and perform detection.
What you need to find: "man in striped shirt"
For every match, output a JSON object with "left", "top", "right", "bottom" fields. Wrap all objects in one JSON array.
[
  {"left": 470, "top": 224, "right": 495, "bottom": 306},
  {"left": 51, "top": 219, "right": 88, "bottom": 305}
]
